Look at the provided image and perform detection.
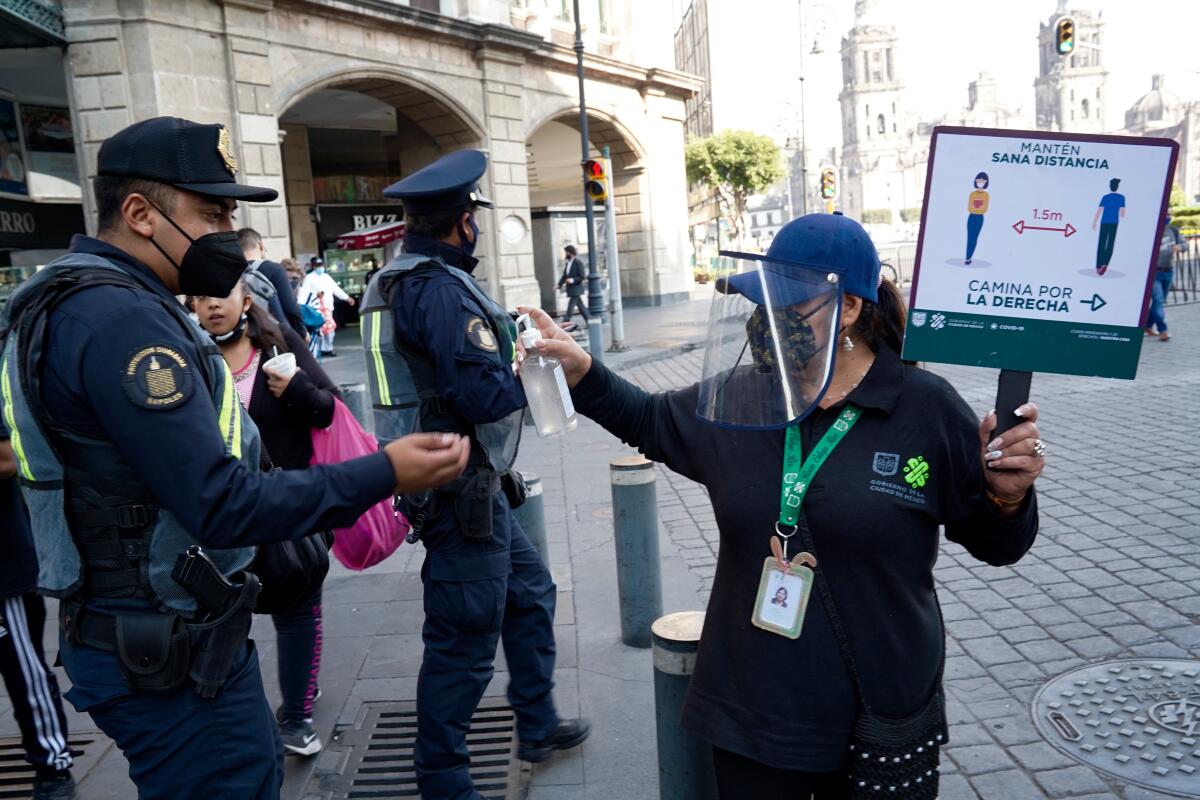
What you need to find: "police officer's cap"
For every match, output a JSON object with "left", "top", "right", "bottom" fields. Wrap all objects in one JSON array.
[
  {"left": 98, "top": 117, "right": 278, "bottom": 202},
  {"left": 383, "top": 150, "right": 494, "bottom": 215}
]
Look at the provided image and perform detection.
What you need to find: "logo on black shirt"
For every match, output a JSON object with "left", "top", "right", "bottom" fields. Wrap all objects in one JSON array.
[{"left": 872, "top": 452, "right": 899, "bottom": 477}]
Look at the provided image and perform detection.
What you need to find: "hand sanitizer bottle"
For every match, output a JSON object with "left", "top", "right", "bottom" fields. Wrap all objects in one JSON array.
[{"left": 517, "top": 314, "right": 578, "bottom": 438}]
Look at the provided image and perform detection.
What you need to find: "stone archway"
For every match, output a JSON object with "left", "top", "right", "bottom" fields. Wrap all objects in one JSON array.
[
  {"left": 525, "top": 109, "right": 655, "bottom": 308},
  {"left": 276, "top": 71, "right": 486, "bottom": 265}
]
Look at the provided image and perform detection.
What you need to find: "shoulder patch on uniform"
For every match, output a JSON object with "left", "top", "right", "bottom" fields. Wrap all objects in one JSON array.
[
  {"left": 465, "top": 317, "right": 498, "bottom": 353},
  {"left": 122, "top": 345, "right": 194, "bottom": 410}
]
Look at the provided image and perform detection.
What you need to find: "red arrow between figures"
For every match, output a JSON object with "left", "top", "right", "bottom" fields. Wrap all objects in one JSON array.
[{"left": 1012, "top": 219, "right": 1077, "bottom": 237}]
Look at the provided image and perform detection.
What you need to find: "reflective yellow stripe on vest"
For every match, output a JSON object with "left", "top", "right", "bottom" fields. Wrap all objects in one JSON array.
[
  {"left": 366, "top": 311, "right": 391, "bottom": 406},
  {"left": 0, "top": 357, "right": 34, "bottom": 481},
  {"left": 217, "top": 359, "right": 242, "bottom": 460}
]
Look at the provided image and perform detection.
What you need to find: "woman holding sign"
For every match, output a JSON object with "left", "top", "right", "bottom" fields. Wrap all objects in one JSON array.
[{"left": 520, "top": 212, "right": 1043, "bottom": 799}]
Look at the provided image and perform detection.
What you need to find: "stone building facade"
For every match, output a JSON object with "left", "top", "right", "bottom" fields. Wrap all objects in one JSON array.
[{"left": 55, "top": 0, "right": 698, "bottom": 308}]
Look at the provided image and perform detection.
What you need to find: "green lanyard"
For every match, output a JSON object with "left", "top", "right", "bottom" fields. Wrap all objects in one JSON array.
[{"left": 779, "top": 405, "right": 862, "bottom": 529}]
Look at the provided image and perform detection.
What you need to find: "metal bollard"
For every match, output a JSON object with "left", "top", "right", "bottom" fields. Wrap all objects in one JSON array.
[
  {"left": 338, "top": 383, "right": 371, "bottom": 432},
  {"left": 587, "top": 317, "right": 605, "bottom": 365},
  {"left": 610, "top": 456, "right": 663, "bottom": 648},
  {"left": 511, "top": 472, "right": 548, "bottom": 563},
  {"left": 653, "top": 611, "right": 717, "bottom": 800}
]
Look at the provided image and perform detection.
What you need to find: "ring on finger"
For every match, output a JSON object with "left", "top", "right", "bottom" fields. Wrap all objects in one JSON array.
[{"left": 1033, "top": 439, "right": 1046, "bottom": 458}]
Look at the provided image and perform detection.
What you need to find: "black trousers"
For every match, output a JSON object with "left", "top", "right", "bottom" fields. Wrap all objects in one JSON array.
[
  {"left": 563, "top": 295, "right": 588, "bottom": 322},
  {"left": 713, "top": 746, "right": 849, "bottom": 799},
  {"left": 1096, "top": 222, "right": 1119, "bottom": 269},
  {"left": 0, "top": 593, "right": 72, "bottom": 775}
]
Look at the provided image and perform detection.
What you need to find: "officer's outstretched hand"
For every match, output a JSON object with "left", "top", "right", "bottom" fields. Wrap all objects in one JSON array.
[
  {"left": 516, "top": 306, "right": 592, "bottom": 388},
  {"left": 384, "top": 433, "right": 470, "bottom": 493}
]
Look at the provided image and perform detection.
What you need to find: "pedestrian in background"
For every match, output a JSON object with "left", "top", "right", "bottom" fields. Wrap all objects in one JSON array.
[
  {"left": 0, "top": 437, "right": 76, "bottom": 800},
  {"left": 557, "top": 244, "right": 588, "bottom": 324},
  {"left": 239, "top": 227, "right": 308, "bottom": 340},
  {"left": 524, "top": 212, "right": 1044, "bottom": 799},
  {"left": 300, "top": 257, "right": 354, "bottom": 358},
  {"left": 196, "top": 277, "right": 342, "bottom": 758},
  {"left": 281, "top": 257, "right": 305, "bottom": 291},
  {"left": 1146, "top": 215, "right": 1182, "bottom": 342}
]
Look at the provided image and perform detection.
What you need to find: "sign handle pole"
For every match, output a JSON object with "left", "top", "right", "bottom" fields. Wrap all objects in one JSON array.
[{"left": 991, "top": 369, "right": 1033, "bottom": 440}]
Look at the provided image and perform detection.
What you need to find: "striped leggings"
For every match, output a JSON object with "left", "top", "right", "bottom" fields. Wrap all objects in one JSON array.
[{"left": 0, "top": 593, "right": 72, "bottom": 776}]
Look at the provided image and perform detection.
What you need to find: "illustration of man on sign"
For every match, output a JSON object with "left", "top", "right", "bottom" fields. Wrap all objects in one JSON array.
[
  {"left": 1091, "top": 177, "right": 1125, "bottom": 276},
  {"left": 964, "top": 171, "right": 990, "bottom": 264}
]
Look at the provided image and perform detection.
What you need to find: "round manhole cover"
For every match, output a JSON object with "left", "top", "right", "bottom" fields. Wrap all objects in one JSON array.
[{"left": 1032, "top": 659, "right": 1200, "bottom": 798}]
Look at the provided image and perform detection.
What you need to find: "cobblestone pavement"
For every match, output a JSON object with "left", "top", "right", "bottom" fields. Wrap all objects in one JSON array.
[{"left": 618, "top": 303, "right": 1200, "bottom": 800}]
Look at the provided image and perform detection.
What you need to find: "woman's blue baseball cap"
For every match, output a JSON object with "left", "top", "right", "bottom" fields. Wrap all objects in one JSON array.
[{"left": 717, "top": 212, "right": 881, "bottom": 305}]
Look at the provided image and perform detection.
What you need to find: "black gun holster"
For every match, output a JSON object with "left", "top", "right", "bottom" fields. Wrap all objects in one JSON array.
[{"left": 188, "top": 571, "right": 261, "bottom": 699}]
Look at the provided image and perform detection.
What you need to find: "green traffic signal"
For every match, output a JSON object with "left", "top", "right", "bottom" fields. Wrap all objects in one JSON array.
[{"left": 1056, "top": 16, "right": 1075, "bottom": 56}]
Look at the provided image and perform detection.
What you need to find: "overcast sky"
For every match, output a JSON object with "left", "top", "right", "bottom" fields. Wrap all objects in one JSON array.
[{"left": 672, "top": 0, "right": 1200, "bottom": 149}]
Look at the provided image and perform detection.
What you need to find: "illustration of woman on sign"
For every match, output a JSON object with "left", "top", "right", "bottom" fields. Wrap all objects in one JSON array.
[{"left": 964, "top": 171, "right": 990, "bottom": 264}]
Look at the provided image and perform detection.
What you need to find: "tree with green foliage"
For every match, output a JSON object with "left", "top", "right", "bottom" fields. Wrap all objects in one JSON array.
[{"left": 685, "top": 130, "right": 784, "bottom": 248}]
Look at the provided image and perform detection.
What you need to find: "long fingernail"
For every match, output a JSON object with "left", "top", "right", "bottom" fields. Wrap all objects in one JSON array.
[
  {"left": 987, "top": 437, "right": 1003, "bottom": 450},
  {"left": 1014, "top": 405, "right": 1029, "bottom": 417},
  {"left": 986, "top": 450, "right": 1002, "bottom": 460}
]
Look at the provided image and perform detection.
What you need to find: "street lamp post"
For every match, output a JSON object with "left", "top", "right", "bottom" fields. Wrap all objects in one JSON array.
[
  {"left": 796, "top": 1, "right": 831, "bottom": 218},
  {"left": 572, "top": 0, "right": 604, "bottom": 359}
]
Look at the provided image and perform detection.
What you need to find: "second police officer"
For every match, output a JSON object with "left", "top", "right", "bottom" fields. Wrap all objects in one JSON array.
[
  {"left": 360, "top": 150, "right": 589, "bottom": 800},
  {"left": 0, "top": 117, "right": 471, "bottom": 798}
]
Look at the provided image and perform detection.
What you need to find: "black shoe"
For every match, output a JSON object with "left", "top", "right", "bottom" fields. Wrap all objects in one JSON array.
[
  {"left": 279, "top": 719, "right": 323, "bottom": 757},
  {"left": 518, "top": 718, "right": 591, "bottom": 763},
  {"left": 32, "top": 772, "right": 76, "bottom": 800},
  {"left": 321, "top": 351, "right": 338, "bottom": 358},
  {"left": 275, "top": 684, "right": 322, "bottom": 724}
]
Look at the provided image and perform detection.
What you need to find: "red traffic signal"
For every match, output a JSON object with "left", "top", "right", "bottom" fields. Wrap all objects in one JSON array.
[{"left": 584, "top": 158, "right": 609, "bottom": 202}]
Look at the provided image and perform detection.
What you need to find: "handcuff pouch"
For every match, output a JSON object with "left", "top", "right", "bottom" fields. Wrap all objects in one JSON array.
[{"left": 114, "top": 613, "right": 191, "bottom": 693}]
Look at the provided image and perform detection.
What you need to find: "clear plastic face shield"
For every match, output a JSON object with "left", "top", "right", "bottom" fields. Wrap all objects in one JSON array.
[{"left": 696, "top": 253, "right": 843, "bottom": 430}]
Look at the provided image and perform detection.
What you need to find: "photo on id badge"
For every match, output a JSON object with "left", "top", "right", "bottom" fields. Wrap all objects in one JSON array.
[{"left": 752, "top": 559, "right": 813, "bottom": 639}]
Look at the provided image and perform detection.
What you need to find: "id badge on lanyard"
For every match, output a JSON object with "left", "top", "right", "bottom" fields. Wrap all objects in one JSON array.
[{"left": 750, "top": 405, "right": 861, "bottom": 640}]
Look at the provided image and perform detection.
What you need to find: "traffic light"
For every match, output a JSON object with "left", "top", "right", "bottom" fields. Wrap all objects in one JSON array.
[
  {"left": 1055, "top": 16, "right": 1075, "bottom": 56},
  {"left": 819, "top": 167, "right": 837, "bottom": 200},
  {"left": 584, "top": 158, "right": 609, "bottom": 203}
]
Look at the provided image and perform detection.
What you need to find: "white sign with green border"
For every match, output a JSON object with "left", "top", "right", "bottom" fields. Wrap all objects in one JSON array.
[{"left": 902, "top": 126, "right": 1178, "bottom": 379}]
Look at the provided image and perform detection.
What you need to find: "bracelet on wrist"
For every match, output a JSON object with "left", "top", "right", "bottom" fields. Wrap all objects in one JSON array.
[{"left": 987, "top": 489, "right": 1027, "bottom": 509}]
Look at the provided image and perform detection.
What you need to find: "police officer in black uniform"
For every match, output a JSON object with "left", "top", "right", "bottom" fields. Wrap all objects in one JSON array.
[
  {"left": 361, "top": 150, "right": 588, "bottom": 799},
  {"left": 0, "top": 116, "right": 469, "bottom": 799}
]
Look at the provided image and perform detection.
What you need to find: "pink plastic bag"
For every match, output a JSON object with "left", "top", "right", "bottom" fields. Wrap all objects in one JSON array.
[{"left": 310, "top": 397, "right": 409, "bottom": 570}]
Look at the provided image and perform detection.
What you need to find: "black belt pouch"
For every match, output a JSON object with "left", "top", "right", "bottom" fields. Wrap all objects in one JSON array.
[
  {"left": 455, "top": 471, "right": 499, "bottom": 541},
  {"left": 114, "top": 613, "right": 191, "bottom": 693}
]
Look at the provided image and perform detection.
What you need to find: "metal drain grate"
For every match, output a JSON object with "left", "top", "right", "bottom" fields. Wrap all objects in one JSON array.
[
  {"left": 333, "top": 700, "right": 519, "bottom": 799},
  {"left": 1033, "top": 659, "right": 1200, "bottom": 798},
  {"left": 0, "top": 736, "right": 94, "bottom": 799}
]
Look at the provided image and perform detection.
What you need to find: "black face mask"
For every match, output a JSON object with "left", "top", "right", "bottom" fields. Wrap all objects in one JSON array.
[
  {"left": 456, "top": 213, "right": 479, "bottom": 257},
  {"left": 146, "top": 201, "right": 247, "bottom": 297},
  {"left": 210, "top": 313, "right": 247, "bottom": 345},
  {"left": 745, "top": 295, "right": 835, "bottom": 373}
]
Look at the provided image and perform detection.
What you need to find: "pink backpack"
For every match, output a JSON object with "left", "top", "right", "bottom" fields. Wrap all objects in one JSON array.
[{"left": 310, "top": 398, "right": 410, "bottom": 570}]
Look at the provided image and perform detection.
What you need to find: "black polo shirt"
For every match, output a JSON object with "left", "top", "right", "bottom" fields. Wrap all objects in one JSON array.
[{"left": 573, "top": 345, "right": 1038, "bottom": 771}]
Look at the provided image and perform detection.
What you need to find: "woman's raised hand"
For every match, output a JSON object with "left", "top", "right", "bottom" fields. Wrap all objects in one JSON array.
[{"left": 516, "top": 306, "right": 593, "bottom": 388}]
